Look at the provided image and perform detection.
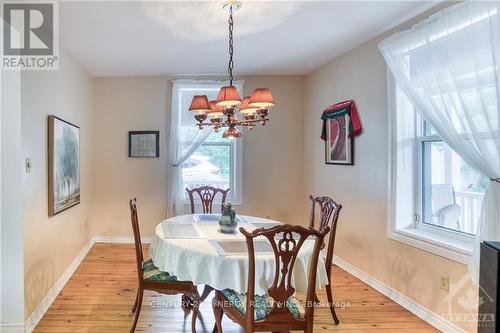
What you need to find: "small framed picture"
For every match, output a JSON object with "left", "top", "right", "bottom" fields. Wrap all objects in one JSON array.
[
  {"left": 128, "top": 131, "right": 160, "bottom": 158},
  {"left": 325, "top": 114, "right": 353, "bottom": 165}
]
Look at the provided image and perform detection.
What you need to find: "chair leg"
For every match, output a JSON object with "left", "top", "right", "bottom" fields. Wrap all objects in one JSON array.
[
  {"left": 131, "top": 287, "right": 140, "bottom": 313},
  {"left": 130, "top": 289, "right": 143, "bottom": 333},
  {"left": 212, "top": 297, "right": 223, "bottom": 333},
  {"left": 191, "top": 301, "right": 199, "bottom": 333},
  {"left": 326, "top": 284, "right": 340, "bottom": 325},
  {"left": 182, "top": 294, "right": 194, "bottom": 308},
  {"left": 200, "top": 285, "right": 214, "bottom": 302}
]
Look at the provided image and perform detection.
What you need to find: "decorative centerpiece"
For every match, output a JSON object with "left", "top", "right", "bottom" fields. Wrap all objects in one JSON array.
[{"left": 219, "top": 203, "right": 237, "bottom": 234}]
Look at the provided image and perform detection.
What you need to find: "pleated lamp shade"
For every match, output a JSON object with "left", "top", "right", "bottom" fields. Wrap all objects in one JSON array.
[
  {"left": 216, "top": 86, "right": 242, "bottom": 107},
  {"left": 249, "top": 88, "right": 275, "bottom": 108},
  {"left": 207, "top": 100, "right": 224, "bottom": 118},
  {"left": 188, "top": 95, "right": 211, "bottom": 113},
  {"left": 239, "top": 96, "right": 258, "bottom": 115}
]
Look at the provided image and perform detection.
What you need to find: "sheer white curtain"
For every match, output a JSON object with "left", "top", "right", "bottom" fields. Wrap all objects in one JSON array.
[
  {"left": 168, "top": 127, "right": 210, "bottom": 218},
  {"left": 167, "top": 80, "right": 243, "bottom": 217},
  {"left": 167, "top": 81, "right": 210, "bottom": 217},
  {"left": 379, "top": 1, "right": 500, "bottom": 280}
]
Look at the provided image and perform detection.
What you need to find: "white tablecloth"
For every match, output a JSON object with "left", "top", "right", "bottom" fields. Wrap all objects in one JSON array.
[{"left": 149, "top": 214, "right": 329, "bottom": 295}]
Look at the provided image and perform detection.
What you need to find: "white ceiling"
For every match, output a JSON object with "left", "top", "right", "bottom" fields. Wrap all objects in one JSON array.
[{"left": 60, "top": 1, "right": 439, "bottom": 77}]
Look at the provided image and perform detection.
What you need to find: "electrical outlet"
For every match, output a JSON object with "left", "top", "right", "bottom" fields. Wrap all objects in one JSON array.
[{"left": 440, "top": 275, "right": 449, "bottom": 292}]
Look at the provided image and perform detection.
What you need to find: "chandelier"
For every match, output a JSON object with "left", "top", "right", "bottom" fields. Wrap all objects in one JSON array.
[{"left": 187, "top": 1, "right": 275, "bottom": 138}]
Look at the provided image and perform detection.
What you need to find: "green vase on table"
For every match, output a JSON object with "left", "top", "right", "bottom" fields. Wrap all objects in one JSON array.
[{"left": 219, "top": 203, "right": 237, "bottom": 234}]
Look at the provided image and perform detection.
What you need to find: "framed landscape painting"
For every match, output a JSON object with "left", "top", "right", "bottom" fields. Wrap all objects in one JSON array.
[
  {"left": 48, "top": 116, "right": 80, "bottom": 216},
  {"left": 325, "top": 114, "right": 353, "bottom": 165}
]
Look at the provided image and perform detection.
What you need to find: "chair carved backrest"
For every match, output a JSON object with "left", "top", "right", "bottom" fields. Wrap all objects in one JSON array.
[
  {"left": 185, "top": 186, "right": 230, "bottom": 214},
  {"left": 129, "top": 198, "right": 144, "bottom": 285},
  {"left": 309, "top": 195, "right": 342, "bottom": 274},
  {"left": 240, "top": 224, "right": 329, "bottom": 331}
]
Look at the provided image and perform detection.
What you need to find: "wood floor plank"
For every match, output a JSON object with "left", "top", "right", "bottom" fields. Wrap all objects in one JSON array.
[{"left": 33, "top": 243, "right": 439, "bottom": 332}]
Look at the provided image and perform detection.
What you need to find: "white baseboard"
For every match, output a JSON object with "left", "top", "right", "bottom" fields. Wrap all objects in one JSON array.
[
  {"left": 333, "top": 255, "right": 467, "bottom": 333},
  {"left": 24, "top": 238, "right": 94, "bottom": 333},
  {"left": 23, "top": 235, "right": 151, "bottom": 333},
  {"left": 0, "top": 323, "right": 25, "bottom": 333},
  {"left": 92, "top": 235, "right": 151, "bottom": 244}
]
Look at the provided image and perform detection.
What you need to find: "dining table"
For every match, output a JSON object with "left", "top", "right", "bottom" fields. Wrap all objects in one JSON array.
[{"left": 149, "top": 214, "right": 329, "bottom": 296}]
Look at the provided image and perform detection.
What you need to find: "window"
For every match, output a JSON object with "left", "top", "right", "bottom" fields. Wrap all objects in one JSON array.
[
  {"left": 385, "top": 2, "right": 499, "bottom": 264},
  {"left": 388, "top": 75, "right": 487, "bottom": 263},
  {"left": 182, "top": 132, "right": 236, "bottom": 197},
  {"left": 172, "top": 81, "right": 243, "bottom": 205},
  {"left": 419, "top": 129, "right": 488, "bottom": 235}
]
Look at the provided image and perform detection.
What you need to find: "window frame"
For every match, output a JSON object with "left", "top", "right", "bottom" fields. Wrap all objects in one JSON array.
[
  {"left": 387, "top": 71, "right": 473, "bottom": 265},
  {"left": 181, "top": 139, "right": 242, "bottom": 206},
  {"left": 172, "top": 80, "right": 244, "bottom": 207},
  {"left": 415, "top": 128, "right": 480, "bottom": 241}
]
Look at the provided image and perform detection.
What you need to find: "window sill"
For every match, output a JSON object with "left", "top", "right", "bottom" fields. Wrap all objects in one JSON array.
[{"left": 388, "top": 227, "right": 472, "bottom": 265}]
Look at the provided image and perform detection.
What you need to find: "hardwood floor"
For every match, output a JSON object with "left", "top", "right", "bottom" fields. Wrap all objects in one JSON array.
[{"left": 33, "top": 243, "right": 439, "bottom": 333}]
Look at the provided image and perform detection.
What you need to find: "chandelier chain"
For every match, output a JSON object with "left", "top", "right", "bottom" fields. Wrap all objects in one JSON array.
[{"left": 228, "top": 5, "right": 234, "bottom": 86}]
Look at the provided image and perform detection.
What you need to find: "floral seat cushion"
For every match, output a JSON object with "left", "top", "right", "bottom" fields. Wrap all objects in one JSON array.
[
  {"left": 142, "top": 259, "right": 178, "bottom": 281},
  {"left": 220, "top": 289, "right": 305, "bottom": 320}
]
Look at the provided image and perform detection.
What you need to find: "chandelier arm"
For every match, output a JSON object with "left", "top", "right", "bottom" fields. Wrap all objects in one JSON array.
[
  {"left": 228, "top": 5, "right": 234, "bottom": 86},
  {"left": 197, "top": 118, "right": 269, "bottom": 127}
]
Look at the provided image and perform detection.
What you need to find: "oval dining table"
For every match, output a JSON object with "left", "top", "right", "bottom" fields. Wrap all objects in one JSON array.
[{"left": 149, "top": 214, "right": 329, "bottom": 297}]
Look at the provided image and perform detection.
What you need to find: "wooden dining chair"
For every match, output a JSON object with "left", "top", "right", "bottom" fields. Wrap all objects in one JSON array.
[
  {"left": 129, "top": 198, "right": 201, "bottom": 333},
  {"left": 309, "top": 194, "right": 342, "bottom": 325},
  {"left": 185, "top": 186, "right": 230, "bottom": 214},
  {"left": 212, "top": 224, "right": 330, "bottom": 333},
  {"left": 184, "top": 186, "right": 231, "bottom": 302}
]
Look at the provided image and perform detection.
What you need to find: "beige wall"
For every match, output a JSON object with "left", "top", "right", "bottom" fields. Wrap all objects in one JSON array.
[
  {"left": 90, "top": 77, "right": 171, "bottom": 237},
  {"left": 89, "top": 76, "right": 306, "bottom": 237},
  {"left": 303, "top": 4, "right": 477, "bottom": 332},
  {"left": 238, "top": 77, "right": 305, "bottom": 225},
  {"left": 21, "top": 49, "right": 93, "bottom": 317}
]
